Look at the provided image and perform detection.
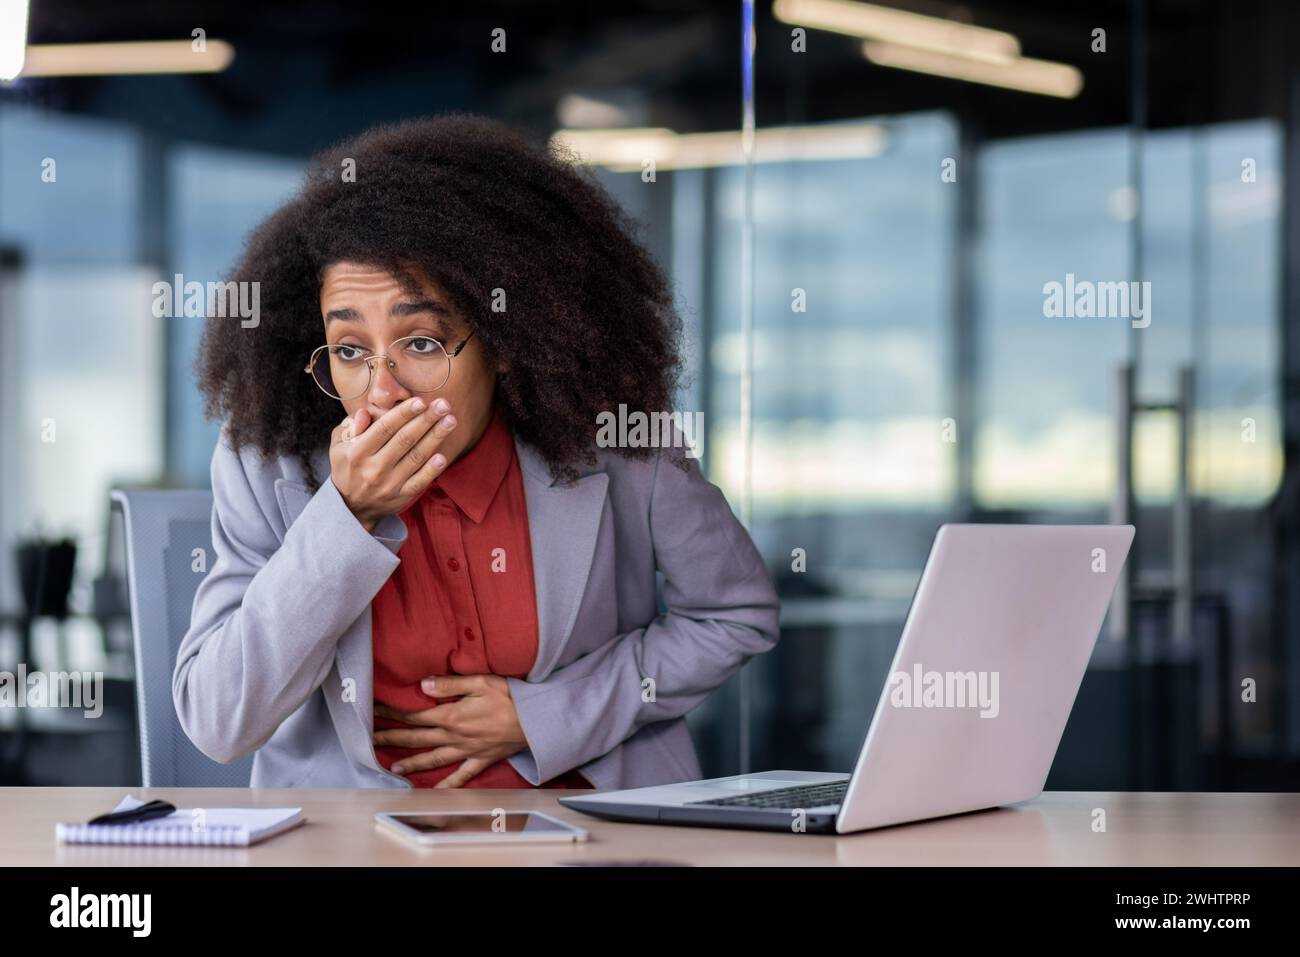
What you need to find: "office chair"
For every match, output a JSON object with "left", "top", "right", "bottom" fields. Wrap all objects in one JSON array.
[{"left": 110, "top": 489, "right": 253, "bottom": 787}]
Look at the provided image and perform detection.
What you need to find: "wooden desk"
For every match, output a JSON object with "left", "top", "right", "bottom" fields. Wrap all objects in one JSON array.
[{"left": 3, "top": 788, "right": 1297, "bottom": 866}]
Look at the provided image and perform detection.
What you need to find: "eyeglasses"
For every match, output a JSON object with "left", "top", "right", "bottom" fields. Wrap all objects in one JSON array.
[{"left": 305, "top": 332, "right": 476, "bottom": 401}]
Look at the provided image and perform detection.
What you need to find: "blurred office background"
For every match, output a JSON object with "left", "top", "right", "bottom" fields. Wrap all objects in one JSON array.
[{"left": 1, "top": 0, "right": 1298, "bottom": 789}]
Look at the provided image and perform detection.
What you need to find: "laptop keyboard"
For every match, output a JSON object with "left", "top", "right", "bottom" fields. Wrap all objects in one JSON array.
[{"left": 686, "top": 780, "right": 848, "bottom": 810}]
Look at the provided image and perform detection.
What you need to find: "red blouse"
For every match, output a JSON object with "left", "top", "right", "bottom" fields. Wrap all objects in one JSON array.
[{"left": 371, "top": 407, "right": 589, "bottom": 788}]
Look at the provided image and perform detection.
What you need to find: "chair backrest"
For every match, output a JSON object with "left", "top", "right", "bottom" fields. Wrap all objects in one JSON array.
[{"left": 110, "top": 488, "right": 253, "bottom": 787}]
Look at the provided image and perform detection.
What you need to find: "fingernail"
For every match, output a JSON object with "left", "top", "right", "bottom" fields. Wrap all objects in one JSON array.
[
  {"left": 433, "top": 398, "right": 450, "bottom": 414},
  {"left": 431, "top": 453, "right": 446, "bottom": 469},
  {"left": 391, "top": 763, "right": 404, "bottom": 774},
  {"left": 422, "top": 678, "right": 436, "bottom": 692},
  {"left": 441, "top": 415, "right": 457, "bottom": 430},
  {"left": 411, "top": 398, "right": 425, "bottom": 412}
]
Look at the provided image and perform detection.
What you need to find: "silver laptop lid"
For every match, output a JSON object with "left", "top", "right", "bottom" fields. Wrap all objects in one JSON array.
[{"left": 836, "top": 524, "right": 1133, "bottom": 833}]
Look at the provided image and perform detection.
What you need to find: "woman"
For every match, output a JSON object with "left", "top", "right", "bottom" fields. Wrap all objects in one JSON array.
[{"left": 175, "top": 114, "right": 780, "bottom": 791}]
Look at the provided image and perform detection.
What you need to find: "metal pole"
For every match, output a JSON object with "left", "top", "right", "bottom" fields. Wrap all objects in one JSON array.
[
  {"left": 1110, "top": 364, "right": 1135, "bottom": 644},
  {"left": 737, "top": 0, "right": 756, "bottom": 776},
  {"left": 1173, "top": 366, "right": 1195, "bottom": 646}
]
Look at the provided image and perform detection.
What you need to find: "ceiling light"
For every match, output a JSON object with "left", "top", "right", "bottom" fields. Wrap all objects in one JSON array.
[
  {"left": 774, "top": 0, "right": 1020, "bottom": 61},
  {"left": 16, "top": 40, "right": 234, "bottom": 78},
  {"left": 552, "top": 122, "right": 889, "bottom": 171},
  {"left": 557, "top": 94, "right": 632, "bottom": 129},
  {"left": 862, "top": 40, "right": 1083, "bottom": 98}
]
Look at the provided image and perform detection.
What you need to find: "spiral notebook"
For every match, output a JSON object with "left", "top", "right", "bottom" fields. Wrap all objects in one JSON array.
[{"left": 56, "top": 795, "right": 305, "bottom": 847}]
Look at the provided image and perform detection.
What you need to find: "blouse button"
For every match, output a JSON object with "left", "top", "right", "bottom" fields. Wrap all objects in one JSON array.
[
  {"left": 447, "top": 557, "right": 460, "bottom": 571},
  {"left": 463, "top": 627, "right": 475, "bottom": 641}
]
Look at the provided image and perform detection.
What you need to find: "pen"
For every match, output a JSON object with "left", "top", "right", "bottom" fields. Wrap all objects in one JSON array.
[{"left": 87, "top": 800, "right": 178, "bottom": 826}]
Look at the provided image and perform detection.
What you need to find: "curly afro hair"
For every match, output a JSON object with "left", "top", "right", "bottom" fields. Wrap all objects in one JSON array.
[{"left": 197, "top": 112, "right": 683, "bottom": 490}]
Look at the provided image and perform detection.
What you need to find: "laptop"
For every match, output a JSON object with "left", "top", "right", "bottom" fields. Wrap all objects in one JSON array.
[{"left": 560, "top": 523, "right": 1134, "bottom": 834}]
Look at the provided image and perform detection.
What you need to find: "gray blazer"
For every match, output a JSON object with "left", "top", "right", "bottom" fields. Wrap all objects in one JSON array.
[{"left": 173, "top": 424, "right": 781, "bottom": 790}]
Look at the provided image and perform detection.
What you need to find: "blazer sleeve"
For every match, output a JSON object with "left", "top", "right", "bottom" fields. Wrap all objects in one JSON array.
[
  {"left": 505, "top": 448, "right": 781, "bottom": 784},
  {"left": 172, "top": 428, "right": 408, "bottom": 764}
]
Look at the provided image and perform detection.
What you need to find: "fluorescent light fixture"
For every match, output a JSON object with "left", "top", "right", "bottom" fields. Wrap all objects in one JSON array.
[
  {"left": 0, "top": 0, "right": 29, "bottom": 81},
  {"left": 774, "top": 0, "right": 1020, "bottom": 61},
  {"left": 862, "top": 40, "right": 1083, "bottom": 98},
  {"left": 552, "top": 121, "right": 889, "bottom": 171},
  {"left": 16, "top": 40, "right": 235, "bottom": 77},
  {"left": 557, "top": 93, "right": 631, "bottom": 129}
]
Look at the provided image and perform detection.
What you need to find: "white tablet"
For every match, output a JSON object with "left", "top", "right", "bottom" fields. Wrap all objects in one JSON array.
[{"left": 375, "top": 810, "right": 590, "bottom": 846}]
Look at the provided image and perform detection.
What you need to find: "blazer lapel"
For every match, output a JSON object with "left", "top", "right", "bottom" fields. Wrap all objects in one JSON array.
[{"left": 514, "top": 437, "right": 609, "bottom": 681}]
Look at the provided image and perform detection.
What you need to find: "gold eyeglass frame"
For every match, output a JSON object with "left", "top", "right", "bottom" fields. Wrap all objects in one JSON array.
[{"left": 304, "top": 331, "right": 476, "bottom": 400}]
